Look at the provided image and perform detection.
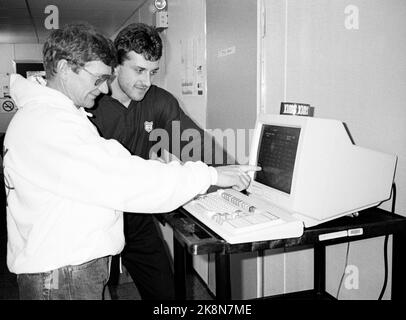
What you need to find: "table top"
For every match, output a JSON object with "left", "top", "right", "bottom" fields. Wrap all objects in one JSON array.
[{"left": 161, "top": 207, "right": 406, "bottom": 255}]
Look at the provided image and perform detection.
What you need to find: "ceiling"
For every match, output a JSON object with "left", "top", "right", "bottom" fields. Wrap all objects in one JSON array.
[{"left": 0, "top": 0, "right": 148, "bottom": 43}]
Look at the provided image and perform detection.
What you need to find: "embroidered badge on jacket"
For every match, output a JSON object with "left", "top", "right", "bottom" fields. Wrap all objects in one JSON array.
[{"left": 144, "top": 121, "right": 154, "bottom": 133}]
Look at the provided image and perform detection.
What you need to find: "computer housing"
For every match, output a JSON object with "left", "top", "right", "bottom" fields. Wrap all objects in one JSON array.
[{"left": 247, "top": 114, "right": 397, "bottom": 227}]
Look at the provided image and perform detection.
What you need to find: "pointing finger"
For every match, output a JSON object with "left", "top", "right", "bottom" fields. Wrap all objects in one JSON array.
[{"left": 238, "top": 165, "right": 262, "bottom": 172}]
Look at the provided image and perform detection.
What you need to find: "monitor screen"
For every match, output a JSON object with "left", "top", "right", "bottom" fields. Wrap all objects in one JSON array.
[{"left": 255, "top": 125, "right": 300, "bottom": 194}]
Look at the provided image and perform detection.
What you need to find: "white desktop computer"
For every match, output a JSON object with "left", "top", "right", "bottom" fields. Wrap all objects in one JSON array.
[
  {"left": 183, "top": 112, "right": 398, "bottom": 298},
  {"left": 247, "top": 114, "right": 397, "bottom": 227},
  {"left": 185, "top": 113, "right": 397, "bottom": 244}
]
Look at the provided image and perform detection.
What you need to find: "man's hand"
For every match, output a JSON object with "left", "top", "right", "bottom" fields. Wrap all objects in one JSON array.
[{"left": 214, "top": 165, "right": 261, "bottom": 191}]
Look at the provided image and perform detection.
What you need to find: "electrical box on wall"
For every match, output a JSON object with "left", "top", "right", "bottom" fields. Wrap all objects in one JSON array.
[
  {"left": 155, "top": 10, "right": 168, "bottom": 30},
  {"left": 0, "top": 74, "right": 10, "bottom": 98}
]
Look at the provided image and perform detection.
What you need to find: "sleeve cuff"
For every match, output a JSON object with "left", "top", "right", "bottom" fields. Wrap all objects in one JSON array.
[{"left": 208, "top": 166, "right": 218, "bottom": 185}]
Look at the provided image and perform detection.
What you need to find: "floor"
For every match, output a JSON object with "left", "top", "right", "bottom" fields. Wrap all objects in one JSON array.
[{"left": 108, "top": 267, "right": 214, "bottom": 300}]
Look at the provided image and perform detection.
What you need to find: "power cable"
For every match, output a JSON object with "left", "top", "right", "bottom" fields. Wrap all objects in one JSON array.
[
  {"left": 378, "top": 182, "right": 396, "bottom": 300},
  {"left": 335, "top": 241, "right": 350, "bottom": 299}
]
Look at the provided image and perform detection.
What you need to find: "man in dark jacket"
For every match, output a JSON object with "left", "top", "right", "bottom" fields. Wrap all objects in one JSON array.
[{"left": 89, "top": 23, "right": 232, "bottom": 300}]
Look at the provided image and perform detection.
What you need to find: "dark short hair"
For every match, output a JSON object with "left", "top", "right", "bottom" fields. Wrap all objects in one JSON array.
[
  {"left": 43, "top": 22, "right": 117, "bottom": 79},
  {"left": 114, "top": 23, "right": 162, "bottom": 64}
]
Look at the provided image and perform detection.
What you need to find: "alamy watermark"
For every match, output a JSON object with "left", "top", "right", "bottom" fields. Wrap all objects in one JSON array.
[
  {"left": 344, "top": 5, "right": 360, "bottom": 30},
  {"left": 149, "top": 121, "right": 253, "bottom": 165},
  {"left": 344, "top": 264, "right": 359, "bottom": 290},
  {"left": 44, "top": 5, "right": 59, "bottom": 30},
  {"left": 44, "top": 4, "right": 361, "bottom": 32}
]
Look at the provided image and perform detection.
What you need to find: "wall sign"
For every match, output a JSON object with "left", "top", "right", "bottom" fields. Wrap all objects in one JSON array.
[{"left": 0, "top": 98, "right": 16, "bottom": 113}]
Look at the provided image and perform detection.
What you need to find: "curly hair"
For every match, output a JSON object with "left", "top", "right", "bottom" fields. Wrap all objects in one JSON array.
[
  {"left": 114, "top": 23, "right": 162, "bottom": 64},
  {"left": 43, "top": 22, "right": 117, "bottom": 79}
]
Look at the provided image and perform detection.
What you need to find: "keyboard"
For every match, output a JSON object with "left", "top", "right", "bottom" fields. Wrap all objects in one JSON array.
[{"left": 183, "top": 189, "right": 304, "bottom": 244}]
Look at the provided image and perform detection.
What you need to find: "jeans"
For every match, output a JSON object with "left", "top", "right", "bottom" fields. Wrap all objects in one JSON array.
[{"left": 17, "top": 256, "right": 112, "bottom": 300}]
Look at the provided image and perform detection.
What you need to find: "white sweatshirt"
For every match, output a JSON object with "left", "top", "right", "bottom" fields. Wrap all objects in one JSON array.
[{"left": 5, "top": 74, "right": 217, "bottom": 274}]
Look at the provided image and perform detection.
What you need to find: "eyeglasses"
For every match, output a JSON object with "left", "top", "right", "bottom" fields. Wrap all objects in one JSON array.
[{"left": 80, "top": 66, "right": 115, "bottom": 87}]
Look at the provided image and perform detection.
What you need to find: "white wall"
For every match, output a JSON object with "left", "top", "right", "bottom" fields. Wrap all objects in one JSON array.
[
  {"left": 160, "top": 0, "right": 207, "bottom": 128},
  {"left": 131, "top": 0, "right": 208, "bottom": 128},
  {"left": 264, "top": 0, "right": 406, "bottom": 216},
  {"left": 0, "top": 43, "right": 43, "bottom": 132},
  {"left": 262, "top": 0, "right": 405, "bottom": 299},
  {"left": 206, "top": 0, "right": 258, "bottom": 131}
]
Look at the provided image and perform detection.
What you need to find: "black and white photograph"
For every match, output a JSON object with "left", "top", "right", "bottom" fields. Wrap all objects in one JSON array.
[{"left": 0, "top": 0, "right": 405, "bottom": 314}]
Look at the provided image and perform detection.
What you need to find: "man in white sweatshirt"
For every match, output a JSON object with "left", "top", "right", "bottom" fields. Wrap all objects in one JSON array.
[{"left": 3, "top": 23, "right": 259, "bottom": 300}]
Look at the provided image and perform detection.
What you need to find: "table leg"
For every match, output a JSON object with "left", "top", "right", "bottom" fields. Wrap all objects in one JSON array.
[
  {"left": 215, "top": 252, "right": 231, "bottom": 300},
  {"left": 174, "top": 234, "right": 187, "bottom": 300},
  {"left": 314, "top": 244, "right": 326, "bottom": 297},
  {"left": 392, "top": 231, "right": 406, "bottom": 300}
]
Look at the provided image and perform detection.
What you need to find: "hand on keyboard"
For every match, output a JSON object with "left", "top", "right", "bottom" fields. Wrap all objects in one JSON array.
[
  {"left": 214, "top": 165, "right": 261, "bottom": 191},
  {"left": 184, "top": 189, "right": 304, "bottom": 243}
]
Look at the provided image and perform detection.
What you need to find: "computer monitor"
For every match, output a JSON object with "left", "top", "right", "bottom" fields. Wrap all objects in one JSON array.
[{"left": 247, "top": 114, "right": 397, "bottom": 227}]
